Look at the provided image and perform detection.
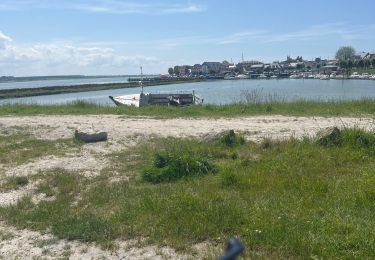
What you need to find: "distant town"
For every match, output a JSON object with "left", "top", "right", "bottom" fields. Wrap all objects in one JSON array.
[{"left": 168, "top": 49, "right": 375, "bottom": 80}]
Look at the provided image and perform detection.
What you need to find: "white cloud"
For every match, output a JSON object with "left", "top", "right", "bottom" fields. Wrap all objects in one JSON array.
[
  {"left": 72, "top": 1, "right": 205, "bottom": 15},
  {"left": 0, "top": 0, "right": 205, "bottom": 15},
  {"left": 216, "top": 31, "right": 270, "bottom": 45},
  {"left": 149, "top": 22, "right": 375, "bottom": 50},
  {"left": 263, "top": 23, "right": 375, "bottom": 43},
  {"left": 160, "top": 4, "right": 204, "bottom": 14},
  {"left": 0, "top": 34, "right": 161, "bottom": 75},
  {"left": 0, "top": 31, "right": 12, "bottom": 49}
]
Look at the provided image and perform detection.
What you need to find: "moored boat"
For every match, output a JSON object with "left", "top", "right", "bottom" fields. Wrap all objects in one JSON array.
[
  {"left": 109, "top": 66, "right": 203, "bottom": 107},
  {"left": 109, "top": 92, "right": 203, "bottom": 107}
]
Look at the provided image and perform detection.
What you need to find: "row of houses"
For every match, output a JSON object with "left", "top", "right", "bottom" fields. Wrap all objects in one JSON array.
[
  {"left": 172, "top": 57, "right": 340, "bottom": 76},
  {"left": 355, "top": 51, "right": 375, "bottom": 60},
  {"left": 172, "top": 50, "right": 375, "bottom": 77}
]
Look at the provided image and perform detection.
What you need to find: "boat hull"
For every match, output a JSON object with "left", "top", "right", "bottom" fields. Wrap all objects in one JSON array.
[{"left": 109, "top": 92, "right": 203, "bottom": 107}]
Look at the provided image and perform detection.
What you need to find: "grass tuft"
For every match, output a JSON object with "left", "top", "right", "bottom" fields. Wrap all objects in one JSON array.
[
  {"left": 0, "top": 176, "right": 29, "bottom": 192},
  {"left": 220, "top": 171, "right": 240, "bottom": 187},
  {"left": 143, "top": 152, "right": 217, "bottom": 183},
  {"left": 220, "top": 130, "right": 245, "bottom": 148}
]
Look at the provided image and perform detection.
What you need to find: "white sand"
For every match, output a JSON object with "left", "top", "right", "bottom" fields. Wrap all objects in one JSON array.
[{"left": 0, "top": 115, "right": 373, "bottom": 142}]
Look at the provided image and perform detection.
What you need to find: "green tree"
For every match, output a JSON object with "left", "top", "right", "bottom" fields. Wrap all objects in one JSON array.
[
  {"left": 347, "top": 60, "right": 354, "bottom": 69},
  {"left": 357, "top": 59, "right": 365, "bottom": 68},
  {"left": 168, "top": 67, "right": 174, "bottom": 75},
  {"left": 317, "top": 64, "right": 321, "bottom": 72},
  {"left": 296, "top": 63, "right": 305, "bottom": 70},
  {"left": 347, "top": 60, "right": 354, "bottom": 77},
  {"left": 339, "top": 60, "right": 348, "bottom": 69},
  {"left": 335, "top": 46, "right": 356, "bottom": 61},
  {"left": 364, "top": 59, "right": 371, "bottom": 69},
  {"left": 339, "top": 60, "right": 351, "bottom": 77},
  {"left": 173, "top": 66, "right": 180, "bottom": 76},
  {"left": 372, "top": 59, "right": 375, "bottom": 68}
]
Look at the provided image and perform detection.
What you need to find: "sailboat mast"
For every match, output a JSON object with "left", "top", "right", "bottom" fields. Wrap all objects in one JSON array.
[{"left": 140, "top": 66, "right": 143, "bottom": 94}]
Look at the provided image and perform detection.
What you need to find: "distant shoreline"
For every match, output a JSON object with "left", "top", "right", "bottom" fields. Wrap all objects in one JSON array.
[
  {"left": 0, "top": 78, "right": 203, "bottom": 99},
  {"left": 0, "top": 74, "right": 157, "bottom": 84}
]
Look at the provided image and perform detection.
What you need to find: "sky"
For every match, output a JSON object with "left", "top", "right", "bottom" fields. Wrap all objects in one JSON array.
[{"left": 0, "top": 0, "right": 374, "bottom": 76}]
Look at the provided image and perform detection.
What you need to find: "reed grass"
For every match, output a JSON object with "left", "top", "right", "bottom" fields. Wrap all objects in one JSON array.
[{"left": 1, "top": 98, "right": 375, "bottom": 118}]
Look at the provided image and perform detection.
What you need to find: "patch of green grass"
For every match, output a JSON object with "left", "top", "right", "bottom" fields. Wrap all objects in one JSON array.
[
  {"left": 143, "top": 152, "right": 217, "bottom": 183},
  {"left": 0, "top": 176, "right": 29, "bottom": 192},
  {"left": 1, "top": 131, "right": 375, "bottom": 258},
  {"left": 53, "top": 213, "right": 114, "bottom": 245},
  {"left": 219, "top": 170, "right": 240, "bottom": 187},
  {"left": 220, "top": 130, "right": 245, "bottom": 148},
  {"left": 0, "top": 134, "right": 82, "bottom": 166},
  {"left": 35, "top": 168, "right": 83, "bottom": 197},
  {"left": 2, "top": 99, "right": 375, "bottom": 118}
]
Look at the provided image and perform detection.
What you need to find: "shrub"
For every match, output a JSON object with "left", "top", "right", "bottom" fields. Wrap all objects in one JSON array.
[
  {"left": 220, "top": 172, "right": 239, "bottom": 187},
  {"left": 340, "top": 128, "right": 375, "bottom": 149},
  {"left": 14, "top": 176, "right": 29, "bottom": 187},
  {"left": 317, "top": 128, "right": 375, "bottom": 149},
  {"left": 143, "top": 152, "right": 217, "bottom": 183},
  {"left": 316, "top": 127, "right": 341, "bottom": 147},
  {"left": 220, "top": 130, "right": 245, "bottom": 148}
]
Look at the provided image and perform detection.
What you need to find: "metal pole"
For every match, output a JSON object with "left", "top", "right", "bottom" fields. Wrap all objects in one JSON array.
[{"left": 140, "top": 66, "right": 144, "bottom": 94}]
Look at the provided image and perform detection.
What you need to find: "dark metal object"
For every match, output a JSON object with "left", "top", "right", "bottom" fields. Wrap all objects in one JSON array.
[{"left": 218, "top": 237, "right": 245, "bottom": 260}]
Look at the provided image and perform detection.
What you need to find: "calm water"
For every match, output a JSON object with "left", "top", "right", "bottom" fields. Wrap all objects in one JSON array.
[{"left": 1, "top": 79, "right": 375, "bottom": 105}]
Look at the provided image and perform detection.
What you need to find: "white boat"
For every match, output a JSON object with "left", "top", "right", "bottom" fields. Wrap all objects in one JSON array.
[
  {"left": 109, "top": 67, "right": 203, "bottom": 107},
  {"left": 109, "top": 94, "right": 141, "bottom": 107},
  {"left": 224, "top": 75, "right": 237, "bottom": 80},
  {"left": 109, "top": 92, "right": 203, "bottom": 107},
  {"left": 333, "top": 75, "right": 344, "bottom": 80},
  {"left": 290, "top": 74, "right": 302, "bottom": 79},
  {"left": 270, "top": 75, "right": 278, "bottom": 79},
  {"left": 359, "top": 73, "right": 370, "bottom": 80},
  {"left": 319, "top": 75, "right": 330, "bottom": 80},
  {"left": 350, "top": 72, "right": 359, "bottom": 79},
  {"left": 235, "top": 74, "right": 250, "bottom": 79},
  {"left": 259, "top": 74, "right": 268, "bottom": 79}
]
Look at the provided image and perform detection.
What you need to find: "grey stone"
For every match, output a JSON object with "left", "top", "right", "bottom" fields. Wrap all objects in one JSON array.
[
  {"left": 201, "top": 130, "right": 236, "bottom": 143},
  {"left": 200, "top": 132, "right": 224, "bottom": 143},
  {"left": 316, "top": 126, "right": 341, "bottom": 145}
]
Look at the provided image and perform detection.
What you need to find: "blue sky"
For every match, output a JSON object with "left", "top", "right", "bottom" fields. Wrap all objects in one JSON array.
[{"left": 0, "top": 0, "right": 374, "bottom": 76}]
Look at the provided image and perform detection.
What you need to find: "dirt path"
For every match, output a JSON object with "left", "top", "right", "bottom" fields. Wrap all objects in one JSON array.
[{"left": 1, "top": 115, "right": 374, "bottom": 142}]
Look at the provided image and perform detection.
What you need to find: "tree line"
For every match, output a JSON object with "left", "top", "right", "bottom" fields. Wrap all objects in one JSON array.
[{"left": 335, "top": 46, "right": 375, "bottom": 75}]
